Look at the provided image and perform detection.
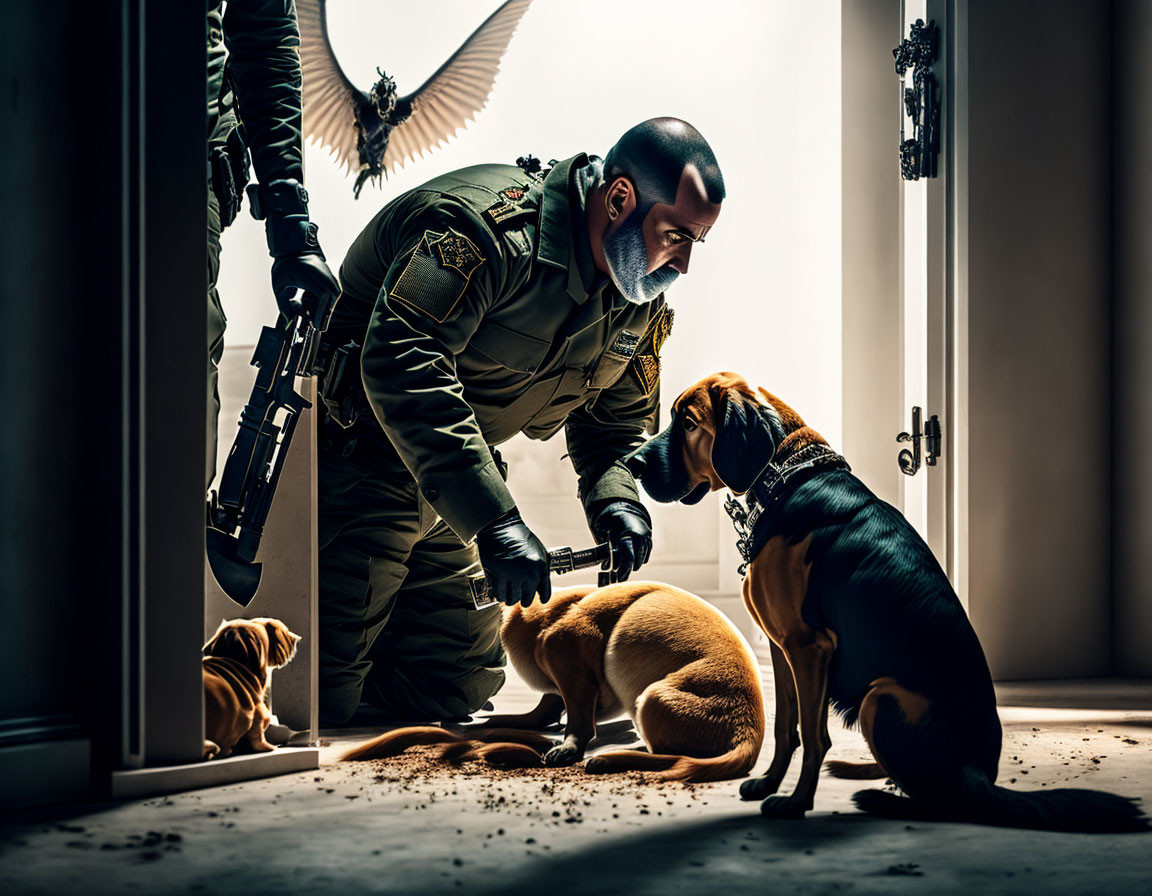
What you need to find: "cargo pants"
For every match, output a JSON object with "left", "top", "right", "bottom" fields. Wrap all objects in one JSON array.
[
  {"left": 316, "top": 422, "right": 506, "bottom": 727},
  {"left": 206, "top": 183, "right": 227, "bottom": 489},
  {"left": 206, "top": 104, "right": 243, "bottom": 490}
]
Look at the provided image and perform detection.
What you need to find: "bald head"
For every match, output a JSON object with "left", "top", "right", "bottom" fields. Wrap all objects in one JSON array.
[
  {"left": 590, "top": 118, "right": 724, "bottom": 305},
  {"left": 604, "top": 117, "right": 726, "bottom": 211}
]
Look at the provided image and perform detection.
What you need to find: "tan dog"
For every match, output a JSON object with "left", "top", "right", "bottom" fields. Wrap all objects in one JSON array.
[
  {"left": 625, "top": 372, "right": 1147, "bottom": 831},
  {"left": 202, "top": 617, "right": 300, "bottom": 760},
  {"left": 345, "top": 582, "right": 765, "bottom": 783}
]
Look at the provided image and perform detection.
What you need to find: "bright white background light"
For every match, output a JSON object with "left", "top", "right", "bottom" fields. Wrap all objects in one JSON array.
[{"left": 216, "top": 0, "right": 843, "bottom": 602}]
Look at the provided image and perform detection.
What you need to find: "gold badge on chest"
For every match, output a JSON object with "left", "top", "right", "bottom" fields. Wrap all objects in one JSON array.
[
  {"left": 651, "top": 305, "right": 674, "bottom": 355},
  {"left": 631, "top": 305, "right": 675, "bottom": 394}
]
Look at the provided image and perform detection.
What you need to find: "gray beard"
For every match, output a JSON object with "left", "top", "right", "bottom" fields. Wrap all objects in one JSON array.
[{"left": 603, "top": 212, "right": 679, "bottom": 304}]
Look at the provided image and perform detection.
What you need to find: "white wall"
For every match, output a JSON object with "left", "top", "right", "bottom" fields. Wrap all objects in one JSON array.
[{"left": 216, "top": 0, "right": 842, "bottom": 606}]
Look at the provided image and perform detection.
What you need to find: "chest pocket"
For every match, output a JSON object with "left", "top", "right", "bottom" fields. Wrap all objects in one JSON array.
[
  {"left": 468, "top": 320, "right": 551, "bottom": 374},
  {"left": 585, "top": 328, "right": 641, "bottom": 390}
]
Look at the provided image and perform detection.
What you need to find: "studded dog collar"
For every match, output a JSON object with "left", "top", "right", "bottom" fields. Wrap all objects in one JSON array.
[{"left": 724, "top": 443, "right": 851, "bottom": 575}]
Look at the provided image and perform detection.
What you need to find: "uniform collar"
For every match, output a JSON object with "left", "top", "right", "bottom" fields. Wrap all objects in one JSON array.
[{"left": 538, "top": 153, "right": 606, "bottom": 306}]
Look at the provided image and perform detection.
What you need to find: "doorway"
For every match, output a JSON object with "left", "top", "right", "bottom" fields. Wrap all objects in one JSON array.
[
  {"left": 898, "top": 0, "right": 967, "bottom": 604},
  {"left": 841, "top": 0, "right": 966, "bottom": 604}
]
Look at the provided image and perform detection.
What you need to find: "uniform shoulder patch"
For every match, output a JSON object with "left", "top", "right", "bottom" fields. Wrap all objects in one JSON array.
[
  {"left": 389, "top": 228, "right": 486, "bottom": 323},
  {"left": 432, "top": 230, "right": 485, "bottom": 278}
]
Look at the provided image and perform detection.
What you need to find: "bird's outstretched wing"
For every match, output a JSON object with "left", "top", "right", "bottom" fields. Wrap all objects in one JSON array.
[
  {"left": 381, "top": 0, "right": 534, "bottom": 174},
  {"left": 299, "top": 0, "right": 365, "bottom": 173}
]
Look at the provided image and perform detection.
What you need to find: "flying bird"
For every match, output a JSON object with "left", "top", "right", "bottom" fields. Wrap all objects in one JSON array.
[{"left": 298, "top": 0, "right": 534, "bottom": 198}]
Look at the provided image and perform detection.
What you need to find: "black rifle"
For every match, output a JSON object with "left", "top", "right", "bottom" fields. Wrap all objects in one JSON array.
[
  {"left": 206, "top": 288, "right": 331, "bottom": 606},
  {"left": 469, "top": 542, "right": 616, "bottom": 610}
]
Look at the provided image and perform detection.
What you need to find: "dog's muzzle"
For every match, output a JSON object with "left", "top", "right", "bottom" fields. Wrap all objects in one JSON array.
[{"left": 624, "top": 421, "right": 710, "bottom": 505}]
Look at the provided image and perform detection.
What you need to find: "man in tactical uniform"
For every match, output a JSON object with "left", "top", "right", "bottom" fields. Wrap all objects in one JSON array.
[
  {"left": 206, "top": 0, "right": 339, "bottom": 486},
  {"left": 318, "top": 118, "right": 725, "bottom": 728}
]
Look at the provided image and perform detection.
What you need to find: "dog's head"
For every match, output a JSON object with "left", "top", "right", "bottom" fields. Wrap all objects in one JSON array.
[
  {"left": 625, "top": 372, "right": 818, "bottom": 503},
  {"left": 203, "top": 617, "right": 301, "bottom": 676}
]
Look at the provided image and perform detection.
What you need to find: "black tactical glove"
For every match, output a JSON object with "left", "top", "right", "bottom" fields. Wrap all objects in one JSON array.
[
  {"left": 594, "top": 500, "right": 653, "bottom": 583},
  {"left": 247, "top": 179, "right": 340, "bottom": 330},
  {"left": 475, "top": 509, "right": 552, "bottom": 608}
]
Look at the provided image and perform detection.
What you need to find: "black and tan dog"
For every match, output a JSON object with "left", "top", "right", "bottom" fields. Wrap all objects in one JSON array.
[
  {"left": 344, "top": 582, "right": 765, "bottom": 782},
  {"left": 625, "top": 372, "right": 1146, "bottom": 831}
]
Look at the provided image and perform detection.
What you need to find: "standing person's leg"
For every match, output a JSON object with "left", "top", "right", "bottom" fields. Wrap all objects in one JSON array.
[
  {"left": 317, "top": 435, "right": 425, "bottom": 726},
  {"left": 206, "top": 185, "right": 227, "bottom": 490},
  {"left": 362, "top": 513, "right": 506, "bottom": 721}
]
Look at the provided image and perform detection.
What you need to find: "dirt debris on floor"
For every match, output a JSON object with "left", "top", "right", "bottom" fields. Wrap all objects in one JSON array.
[
  {"left": 350, "top": 745, "right": 710, "bottom": 824},
  {"left": 3, "top": 682, "right": 1152, "bottom": 896}
]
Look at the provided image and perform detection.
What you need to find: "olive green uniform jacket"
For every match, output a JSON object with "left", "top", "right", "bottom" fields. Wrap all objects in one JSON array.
[{"left": 329, "top": 153, "right": 674, "bottom": 543}]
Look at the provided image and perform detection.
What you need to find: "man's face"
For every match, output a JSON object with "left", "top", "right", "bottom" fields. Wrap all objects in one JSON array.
[{"left": 602, "top": 165, "right": 722, "bottom": 304}]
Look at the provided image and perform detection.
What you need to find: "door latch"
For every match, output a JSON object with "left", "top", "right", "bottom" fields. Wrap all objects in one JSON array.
[{"left": 897, "top": 406, "right": 941, "bottom": 476}]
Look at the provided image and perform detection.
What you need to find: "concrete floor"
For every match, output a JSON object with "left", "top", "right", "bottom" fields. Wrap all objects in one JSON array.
[{"left": 2, "top": 674, "right": 1151, "bottom": 896}]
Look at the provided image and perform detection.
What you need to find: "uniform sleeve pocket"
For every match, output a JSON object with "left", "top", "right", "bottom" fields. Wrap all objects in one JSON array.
[
  {"left": 585, "top": 329, "right": 641, "bottom": 389},
  {"left": 468, "top": 321, "right": 551, "bottom": 374}
]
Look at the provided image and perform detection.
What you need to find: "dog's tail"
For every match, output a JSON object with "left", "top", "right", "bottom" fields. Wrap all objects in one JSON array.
[
  {"left": 825, "top": 760, "right": 888, "bottom": 780},
  {"left": 460, "top": 740, "right": 548, "bottom": 769},
  {"left": 586, "top": 735, "right": 760, "bottom": 783},
  {"left": 854, "top": 768, "right": 1148, "bottom": 833},
  {"left": 852, "top": 692, "right": 1147, "bottom": 832},
  {"left": 341, "top": 726, "right": 554, "bottom": 764},
  {"left": 341, "top": 726, "right": 460, "bottom": 761},
  {"left": 430, "top": 736, "right": 547, "bottom": 769}
]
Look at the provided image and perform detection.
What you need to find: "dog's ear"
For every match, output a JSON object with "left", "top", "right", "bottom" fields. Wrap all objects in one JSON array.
[
  {"left": 264, "top": 619, "right": 300, "bottom": 668},
  {"left": 204, "top": 618, "right": 234, "bottom": 654},
  {"left": 203, "top": 618, "right": 229, "bottom": 651},
  {"left": 709, "top": 388, "right": 774, "bottom": 494},
  {"left": 204, "top": 621, "right": 266, "bottom": 674}
]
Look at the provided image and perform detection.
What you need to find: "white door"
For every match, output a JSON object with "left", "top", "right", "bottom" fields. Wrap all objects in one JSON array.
[{"left": 898, "top": 0, "right": 967, "bottom": 604}]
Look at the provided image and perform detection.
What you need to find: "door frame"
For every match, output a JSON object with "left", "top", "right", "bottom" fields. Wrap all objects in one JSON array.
[
  {"left": 111, "top": 0, "right": 318, "bottom": 798},
  {"left": 923, "top": 0, "right": 969, "bottom": 608},
  {"left": 841, "top": 0, "right": 969, "bottom": 608}
]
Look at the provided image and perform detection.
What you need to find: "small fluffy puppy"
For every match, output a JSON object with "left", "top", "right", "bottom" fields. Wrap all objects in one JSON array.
[{"left": 202, "top": 617, "right": 300, "bottom": 760}]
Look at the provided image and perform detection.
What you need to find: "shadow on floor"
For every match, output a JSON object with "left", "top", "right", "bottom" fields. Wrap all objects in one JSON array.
[{"left": 470, "top": 812, "right": 881, "bottom": 896}]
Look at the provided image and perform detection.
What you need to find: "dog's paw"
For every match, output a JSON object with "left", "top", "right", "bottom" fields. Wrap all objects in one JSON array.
[
  {"left": 739, "top": 776, "right": 778, "bottom": 801},
  {"left": 543, "top": 743, "right": 582, "bottom": 767},
  {"left": 759, "top": 795, "right": 808, "bottom": 819},
  {"left": 584, "top": 756, "right": 612, "bottom": 775}
]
